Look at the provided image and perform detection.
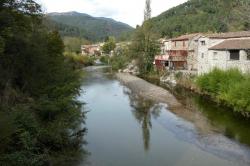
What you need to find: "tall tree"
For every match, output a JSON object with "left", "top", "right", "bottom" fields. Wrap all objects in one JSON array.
[
  {"left": 129, "top": 0, "right": 159, "bottom": 74},
  {"left": 144, "top": 0, "right": 152, "bottom": 21}
]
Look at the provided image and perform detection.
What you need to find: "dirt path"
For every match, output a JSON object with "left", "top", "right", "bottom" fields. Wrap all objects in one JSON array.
[{"left": 116, "top": 73, "right": 182, "bottom": 109}]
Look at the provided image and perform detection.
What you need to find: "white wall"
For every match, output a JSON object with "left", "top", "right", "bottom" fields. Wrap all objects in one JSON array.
[
  {"left": 197, "top": 37, "right": 224, "bottom": 74},
  {"left": 201, "top": 49, "right": 250, "bottom": 74}
]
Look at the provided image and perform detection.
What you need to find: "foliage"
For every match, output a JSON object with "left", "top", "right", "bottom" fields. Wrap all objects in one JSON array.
[
  {"left": 111, "top": 46, "right": 131, "bottom": 71},
  {"left": 100, "top": 56, "right": 110, "bottom": 64},
  {"left": 150, "top": 0, "right": 250, "bottom": 38},
  {"left": 64, "top": 52, "right": 95, "bottom": 68},
  {"left": 144, "top": 0, "right": 152, "bottom": 21},
  {"left": 129, "top": 22, "right": 160, "bottom": 75},
  {"left": 63, "top": 37, "right": 91, "bottom": 53},
  {"left": 0, "top": 0, "right": 87, "bottom": 165},
  {"left": 196, "top": 68, "right": 250, "bottom": 115},
  {"left": 102, "top": 37, "right": 116, "bottom": 54},
  {"left": 46, "top": 12, "right": 134, "bottom": 42}
]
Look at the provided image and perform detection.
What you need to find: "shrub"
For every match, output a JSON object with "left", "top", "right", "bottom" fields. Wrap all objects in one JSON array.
[
  {"left": 64, "top": 52, "right": 95, "bottom": 68},
  {"left": 196, "top": 68, "right": 250, "bottom": 115}
]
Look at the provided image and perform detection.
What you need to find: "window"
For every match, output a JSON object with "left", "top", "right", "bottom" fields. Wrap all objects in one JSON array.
[
  {"left": 201, "top": 41, "right": 206, "bottom": 46},
  {"left": 201, "top": 53, "right": 204, "bottom": 58},
  {"left": 230, "top": 50, "right": 240, "bottom": 60},
  {"left": 247, "top": 50, "right": 250, "bottom": 60},
  {"left": 165, "top": 61, "right": 169, "bottom": 67},
  {"left": 175, "top": 42, "right": 176, "bottom": 47},
  {"left": 183, "top": 41, "right": 185, "bottom": 47},
  {"left": 213, "top": 52, "right": 218, "bottom": 60}
]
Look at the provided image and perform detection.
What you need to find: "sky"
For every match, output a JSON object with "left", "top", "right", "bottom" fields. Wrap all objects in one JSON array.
[{"left": 35, "top": 0, "right": 187, "bottom": 27}]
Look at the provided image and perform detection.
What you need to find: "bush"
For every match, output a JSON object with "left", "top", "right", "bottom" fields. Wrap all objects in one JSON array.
[
  {"left": 225, "top": 78, "right": 250, "bottom": 114},
  {"left": 64, "top": 52, "right": 95, "bottom": 68},
  {"left": 196, "top": 68, "right": 250, "bottom": 115},
  {"left": 100, "top": 56, "right": 110, "bottom": 64}
]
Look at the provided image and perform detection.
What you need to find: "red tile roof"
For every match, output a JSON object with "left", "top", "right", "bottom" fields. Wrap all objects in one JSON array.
[
  {"left": 206, "top": 31, "right": 250, "bottom": 39},
  {"left": 209, "top": 39, "right": 250, "bottom": 50},
  {"left": 171, "top": 33, "right": 201, "bottom": 41}
]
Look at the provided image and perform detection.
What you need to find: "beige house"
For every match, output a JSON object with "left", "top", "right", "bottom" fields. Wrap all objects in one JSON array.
[
  {"left": 197, "top": 31, "right": 250, "bottom": 74},
  {"left": 208, "top": 38, "right": 250, "bottom": 73},
  {"left": 81, "top": 44, "right": 102, "bottom": 56},
  {"left": 170, "top": 33, "right": 201, "bottom": 71}
]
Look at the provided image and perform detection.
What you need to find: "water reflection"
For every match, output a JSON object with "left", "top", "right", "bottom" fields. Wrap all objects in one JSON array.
[
  {"left": 171, "top": 86, "right": 250, "bottom": 146},
  {"left": 124, "top": 88, "right": 161, "bottom": 151},
  {"left": 80, "top": 67, "right": 250, "bottom": 166}
]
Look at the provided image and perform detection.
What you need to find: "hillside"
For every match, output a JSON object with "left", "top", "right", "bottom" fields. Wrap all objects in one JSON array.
[
  {"left": 150, "top": 0, "right": 250, "bottom": 38},
  {"left": 46, "top": 11, "right": 134, "bottom": 41}
]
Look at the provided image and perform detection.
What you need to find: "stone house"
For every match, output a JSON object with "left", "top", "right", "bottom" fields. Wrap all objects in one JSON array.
[
  {"left": 197, "top": 31, "right": 250, "bottom": 74},
  {"left": 154, "top": 39, "right": 172, "bottom": 70},
  {"left": 154, "top": 55, "right": 170, "bottom": 70},
  {"left": 81, "top": 44, "right": 102, "bottom": 56},
  {"left": 170, "top": 33, "right": 201, "bottom": 71}
]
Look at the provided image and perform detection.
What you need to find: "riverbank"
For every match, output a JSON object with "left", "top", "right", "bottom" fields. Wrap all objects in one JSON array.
[
  {"left": 116, "top": 73, "right": 183, "bottom": 110},
  {"left": 140, "top": 69, "right": 250, "bottom": 118}
]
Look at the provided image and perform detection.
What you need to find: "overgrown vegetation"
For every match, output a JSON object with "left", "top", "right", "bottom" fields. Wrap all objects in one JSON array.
[
  {"left": 64, "top": 52, "right": 95, "bottom": 68},
  {"left": 63, "top": 37, "right": 91, "bottom": 53},
  {"left": 129, "top": 0, "right": 160, "bottom": 75},
  {"left": 102, "top": 37, "right": 116, "bottom": 55},
  {"left": 196, "top": 68, "right": 250, "bottom": 116},
  {"left": 150, "top": 0, "right": 250, "bottom": 38},
  {"left": 0, "top": 1, "right": 87, "bottom": 165}
]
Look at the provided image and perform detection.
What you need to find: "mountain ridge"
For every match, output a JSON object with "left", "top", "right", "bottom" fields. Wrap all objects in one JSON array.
[
  {"left": 46, "top": 11, "right": 134, "bottom": 41},
  {"left": 150, "top": 0, "right": 250, "bottom": 38}
]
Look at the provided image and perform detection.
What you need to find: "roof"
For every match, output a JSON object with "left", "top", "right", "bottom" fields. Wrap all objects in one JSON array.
[
  {"left": 206, "top": 31, "right": 250, "bottom": 39},
  {"left": 171, "top": 33, "right": 201, "bottom": 41},
  {"left": 209, "top": 39, "right": 250, "bottom": 50}
]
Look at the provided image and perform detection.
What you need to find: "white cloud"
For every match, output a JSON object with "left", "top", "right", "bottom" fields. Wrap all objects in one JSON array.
[{"left": 35, "top": 0, "right": 187, "bottom": 27}]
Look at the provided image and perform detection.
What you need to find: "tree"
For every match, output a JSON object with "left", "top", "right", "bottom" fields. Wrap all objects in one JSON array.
[
  {"left": 102, "top": 36, "right": 116, "bottom": 54},
  {"left": 129, "top": 0, "right": 160, "bottom": 75},
  {"left": 144, "top": 0, "right": 152, "bottom": 21},
  {"left": 0, "top": 1, "right": 87, "bottom": 165}
]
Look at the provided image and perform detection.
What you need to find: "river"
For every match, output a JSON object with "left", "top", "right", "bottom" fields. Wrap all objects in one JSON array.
[{"left": 78, "top": 66, "right": 250, "bottom": 166}]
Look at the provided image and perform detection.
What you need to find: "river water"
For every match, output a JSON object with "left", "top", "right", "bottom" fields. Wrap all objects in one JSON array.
[{"left": 78, "top": 66, "right": 250, "bottom": 166}]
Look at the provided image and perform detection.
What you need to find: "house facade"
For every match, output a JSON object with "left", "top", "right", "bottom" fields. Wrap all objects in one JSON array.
[
  {"left": 169, "top": 34, "right": 201, "bottom": 71},
  {"left": 81, "top": 44, "right": 102, "bottom": 56},
  {"left": 154, "top": 39, "right": 172, "bottom": 70},
  {"left": 198, "top": 31, "right": 250, "bottom": 74}
]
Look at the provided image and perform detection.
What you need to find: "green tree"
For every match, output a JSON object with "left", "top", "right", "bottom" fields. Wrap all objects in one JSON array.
[
  {"left": 0, "top": 0, "right": 87, "bottom": 165},
  {"left": 102, "top": 36, "right": 116, "bottom": 54},
  {"left": 129, "top": 0, "right": 160, "bottom": 75}
]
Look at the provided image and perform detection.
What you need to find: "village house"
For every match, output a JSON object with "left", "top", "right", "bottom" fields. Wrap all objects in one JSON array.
[
  {"left": 154, "top": 39, "right": 171, "bottom": 70},
  {"left": 81, "top": 44, "right": 102, "bottom": 56},
  {"left": 197, "top": 31, "right": 250, "bottom": 74},
  {"left": 169, "top": 33, "right": 201, "bottom": 71}
]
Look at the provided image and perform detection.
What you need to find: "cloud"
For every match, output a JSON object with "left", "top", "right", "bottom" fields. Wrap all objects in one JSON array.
[{"left": 35, "top": 0, "right": 187, "bottom": 27}]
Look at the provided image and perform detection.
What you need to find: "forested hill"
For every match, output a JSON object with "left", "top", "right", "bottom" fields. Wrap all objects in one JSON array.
[
  {"left": 46, "top": 11, "right": 134, "bottom": 41},
  {"left": 150, "top": 0, "right": 250, "bottom": 38}
]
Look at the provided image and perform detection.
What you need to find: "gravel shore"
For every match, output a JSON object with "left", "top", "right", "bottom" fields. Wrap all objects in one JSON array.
[{"left": 116, "top": 73, "right": 182, "bottom": 109}]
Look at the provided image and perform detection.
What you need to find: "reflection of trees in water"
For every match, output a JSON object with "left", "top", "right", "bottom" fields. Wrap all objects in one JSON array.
[
  {"left": 165, "top": 85, "right": 250, "bottom": 148},
  {"left": 123, "top": 87, "right": 162, "bottom": 151}
]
